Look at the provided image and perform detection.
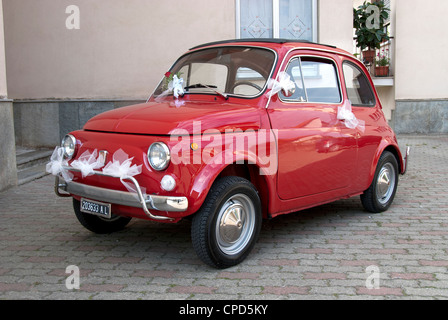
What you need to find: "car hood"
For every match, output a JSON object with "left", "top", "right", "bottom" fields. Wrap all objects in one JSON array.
[{"left": 83, "top": 100, "right": 263, "bottom": 135}]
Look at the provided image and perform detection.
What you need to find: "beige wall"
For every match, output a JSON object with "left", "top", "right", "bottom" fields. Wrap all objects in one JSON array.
[
  {"left": 3, "top": 0, "right": 235, "bottom": 100},
  {"left": 319, "top": 0, "right": 354, "bottom": 53},
  {"left": 395, "top": 0, "right": 448, "bottom": 100},
  {"left": 3, "top": 0, "right": 358, "bottom": 101}
]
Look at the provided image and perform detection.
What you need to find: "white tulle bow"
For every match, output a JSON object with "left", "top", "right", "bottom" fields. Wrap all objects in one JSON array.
[
  {"left": 168, "top": 75, "right": 185, "bottom": 99},
  {"left": 70, "top": 149, "right": 103, "bottom": 178},
  {"left": 102, "top": 149, "right": 143, "bottom": 194},
  {"left": 46, "top": 147, "right": 73, "bottom": 182},
  {"left": 337, "top": 100, "right": 365, "bottom": 132},
  {"left": 266, "top": 72, "right": 296, "bottom": 98},
  {"left": 102, "top": 149, "right": 142, "bottom": 178}
]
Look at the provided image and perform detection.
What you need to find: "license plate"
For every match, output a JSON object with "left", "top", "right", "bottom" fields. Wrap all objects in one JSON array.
[{"left": 80, "top": 198, "right": 111, "bottom": 219}]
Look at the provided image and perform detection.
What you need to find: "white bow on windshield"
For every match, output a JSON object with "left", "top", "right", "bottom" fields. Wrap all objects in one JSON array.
[{"left": 169, "top": 75, "right": 185, "bottom": 99}]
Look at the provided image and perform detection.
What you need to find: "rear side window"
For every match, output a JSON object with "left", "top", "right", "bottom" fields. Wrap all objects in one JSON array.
[
  {"left": 279, "top": 57, "right": 341, "bottom": 104},
  {"left": 342, "top": 61, "right": 375, "bottom": 106}
]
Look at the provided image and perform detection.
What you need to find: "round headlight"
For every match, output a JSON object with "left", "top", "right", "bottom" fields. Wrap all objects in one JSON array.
[
  {"left": 61, "top": 134, "right": 76, "bottom": 159},
  {"left": 148, "top": 142, "right": 171, "bottom": 171}
]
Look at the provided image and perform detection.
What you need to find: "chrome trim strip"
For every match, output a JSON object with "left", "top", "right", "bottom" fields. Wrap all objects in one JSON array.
[
  {"left": 277, "top": 55, "right": 344, "bottom": 106},
  {"left": 265, "top": 46, "right": 357, "bottom": 109}
]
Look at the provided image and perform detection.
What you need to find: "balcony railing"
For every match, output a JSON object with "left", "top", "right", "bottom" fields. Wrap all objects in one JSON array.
[{"left": 353, "top": 37, "right": 394, "bottom": 87}]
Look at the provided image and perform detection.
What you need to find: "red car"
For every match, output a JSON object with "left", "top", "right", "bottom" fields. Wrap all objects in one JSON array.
[{"left": 50, "top": 39, "right": 409, "bottom": 268}]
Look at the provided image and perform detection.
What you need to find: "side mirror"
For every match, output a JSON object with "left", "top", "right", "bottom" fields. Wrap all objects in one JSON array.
[{"left": 281, "top": 87, "right": 295, "bottom": 98}]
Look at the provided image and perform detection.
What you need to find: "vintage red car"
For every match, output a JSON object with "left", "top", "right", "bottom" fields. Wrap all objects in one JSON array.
[{"left": 50, "top": 39, "right": 409, "bottom": 268}]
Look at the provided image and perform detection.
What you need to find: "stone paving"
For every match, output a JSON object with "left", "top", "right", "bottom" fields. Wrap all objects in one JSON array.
[{"left": 0, "top": 135, "right": 447, "bottom": 300}]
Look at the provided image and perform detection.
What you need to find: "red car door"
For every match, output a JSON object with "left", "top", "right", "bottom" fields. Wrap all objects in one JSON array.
[{"left": 268, "top": 52, "right": 358, "bottom": 201}]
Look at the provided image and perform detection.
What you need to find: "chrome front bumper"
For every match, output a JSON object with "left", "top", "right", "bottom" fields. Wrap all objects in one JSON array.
[{"left": 54, "top": 168, "right": 188, "bottom": 221}]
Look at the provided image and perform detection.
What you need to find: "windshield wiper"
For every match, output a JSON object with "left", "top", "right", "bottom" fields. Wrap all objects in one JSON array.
[{"left": 184, "top": 83, "right": 229, "bottom": 100}]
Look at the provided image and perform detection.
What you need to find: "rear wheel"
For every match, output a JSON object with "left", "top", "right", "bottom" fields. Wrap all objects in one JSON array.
[
  {"left": 361, "top": 151, "right": 399, "bottom": 213},
  {"left": 191, "top": 176, "right": 262, "bottom": 269},
  {"left": 73, "top": 199, "right": 131, "bottom": 234}
]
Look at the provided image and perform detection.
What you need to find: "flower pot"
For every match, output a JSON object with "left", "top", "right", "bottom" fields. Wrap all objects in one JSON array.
[
  {"left": 375, "top": 66, "right": 389, "bottom": 77},
  {"left": 362, "top": 49, "right": 376, "bottom": 64}
]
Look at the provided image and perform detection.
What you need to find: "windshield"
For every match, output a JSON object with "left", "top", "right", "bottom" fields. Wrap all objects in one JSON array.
[{"left": 153, "top": 46, "right": 276, "bottom": 98}]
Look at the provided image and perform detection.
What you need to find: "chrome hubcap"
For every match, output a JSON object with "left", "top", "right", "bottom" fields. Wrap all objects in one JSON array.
[
  {"left": 376, "top": 163, "right": 396, "bottom": 205},
  {"left": 216, "top": 194, "right": 255, "bottom": 256}
]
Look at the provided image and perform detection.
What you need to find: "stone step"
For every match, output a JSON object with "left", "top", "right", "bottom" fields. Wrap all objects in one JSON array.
[
  {"left": 16, "top": 147, "right": 53, "bottom": 185},
  {"left": 17, "top": 164, "right": 48, "bottom": 186},
  {"left": 16, "top": 148, "right": 53, "bottom": 171}
]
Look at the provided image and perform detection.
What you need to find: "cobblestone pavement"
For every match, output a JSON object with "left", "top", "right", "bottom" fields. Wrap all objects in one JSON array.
[{"left": 1, "top": 135, "right": 447, "bottom": 300}]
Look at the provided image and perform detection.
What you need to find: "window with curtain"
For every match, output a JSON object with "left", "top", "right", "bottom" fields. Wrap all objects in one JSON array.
[
  {"left": 279, "top": 0, "right": 314, "bottom": 41},
  {"left": 239, "top": 0, "right": 273, "bottom": 38},
  {"left": 237, "top": 0, "right": 316, "bottom": 41}
]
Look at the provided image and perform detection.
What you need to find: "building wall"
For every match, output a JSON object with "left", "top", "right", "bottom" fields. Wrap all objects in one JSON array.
[
  {"left": 0, "top": 0, "right": 17, "bottom": 191},
  {"left": 4, "top": 0, "right": 355, "bottom": 101},
  {"left": 4, "top": 0, "right": 357, "bottom": 148},
  {"left": 393, "top": 0, "right": 448, "bottom": 133},
  {"left": 3, "top": 0, "right": 236, "bottom": 100},
  {"left": 319, "top": 0, "right": 354, "bottom": 53},
  {"left": 3, "top": 0, "right": 236, "bottom": 147}
]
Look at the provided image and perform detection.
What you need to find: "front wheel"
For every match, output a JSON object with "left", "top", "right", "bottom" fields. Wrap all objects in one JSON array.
[
  {"left": 361, "top": 151, "right": 399, "bottom": 213},
  {"left": 191, "top": 177, "right": 262, "bottom": 269}
]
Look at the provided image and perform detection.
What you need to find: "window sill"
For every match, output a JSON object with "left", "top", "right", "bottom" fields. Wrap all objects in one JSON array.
[{"left": 372, "top": 77, "right": 394, "bottom": 87}]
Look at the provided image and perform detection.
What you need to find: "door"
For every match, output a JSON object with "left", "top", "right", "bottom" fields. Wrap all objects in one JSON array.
[{"left": 268, "top": 54, "right": 358, "bottom": 200}]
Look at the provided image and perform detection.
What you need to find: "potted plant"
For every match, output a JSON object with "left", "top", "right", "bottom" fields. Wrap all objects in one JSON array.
[
  {"left": 374, "top": 49, "right": 390, "bottom": 77},
  {"left": 354, "top": 1, "right": 390, "bottom": 64}
]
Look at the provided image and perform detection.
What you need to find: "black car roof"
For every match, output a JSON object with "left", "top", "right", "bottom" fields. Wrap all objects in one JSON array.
[{"left": 189, "top": 38, "right": 337, "bottom": 50}]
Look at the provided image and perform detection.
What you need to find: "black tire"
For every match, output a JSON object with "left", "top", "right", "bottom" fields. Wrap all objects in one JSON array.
[
  {"left": 191, "top": 176, "right": 262, "bottom": 269},
  {"left": 73, "top": 199, "right": 132, "bottom": 234},
  {"left": 361, "top": 151, "right": 399, "bottom": 213}
]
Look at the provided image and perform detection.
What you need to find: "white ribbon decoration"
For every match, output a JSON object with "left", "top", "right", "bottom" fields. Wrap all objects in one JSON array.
[
  {"left": 155, "top": 75, "right": 185, "bottom": 101},
  {"left": 168, "top": 75, "right": 185, "bottom": 99},
  {"left": 46, "top": 147, "right": 73, "bottom": 182},
  {"left": 70, "top": 149, "right": 104, "bottom": 178},
  {"left": 337, "top": 100, "right": 365, "bottom": 132},
  {"left": 47, "top": 145, "right": 145, "bottom": 197},
  {"left": 102, "top": 149, "right": 143, "bottom": 195},
  {"left": 266, "top": 72, "right": 296, "bottom": 98}
]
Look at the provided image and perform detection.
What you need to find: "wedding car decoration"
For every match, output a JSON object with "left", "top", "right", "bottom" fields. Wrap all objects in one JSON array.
[{"left": 49, "top": 39, "right": 410, "bottom": 269}]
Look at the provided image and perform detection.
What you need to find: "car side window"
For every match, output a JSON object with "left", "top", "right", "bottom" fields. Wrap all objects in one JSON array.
[
  {"left": 279, "top": 57, "right": 341, "bottom": 104},
  {"left": 342, "top": 61, "right": 376, "bottom": 106}
]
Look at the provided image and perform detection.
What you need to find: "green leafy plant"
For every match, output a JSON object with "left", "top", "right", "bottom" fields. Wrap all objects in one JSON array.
[{"left": 354, "top": 1, "right": 390, "bottom": 51}]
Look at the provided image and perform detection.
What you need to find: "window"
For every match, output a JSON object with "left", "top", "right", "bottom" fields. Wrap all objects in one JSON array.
[
  {"left": 236, "top": 0, "right": 318, "bottom": 41},
  {"left": 189, "top": 63, "right": 228, "bottom": 93},
  {"left": 343, "top": 61, "right": 375, "bottom": 106},
  {"left": 234, "top": 67, "right": 265, "bottom": 96},
  {"left": 153, "top": 47, "right": 276, "bottom": 98},
  {"left": 279, "top": 57, "right": 341, "bottom": 104}
]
